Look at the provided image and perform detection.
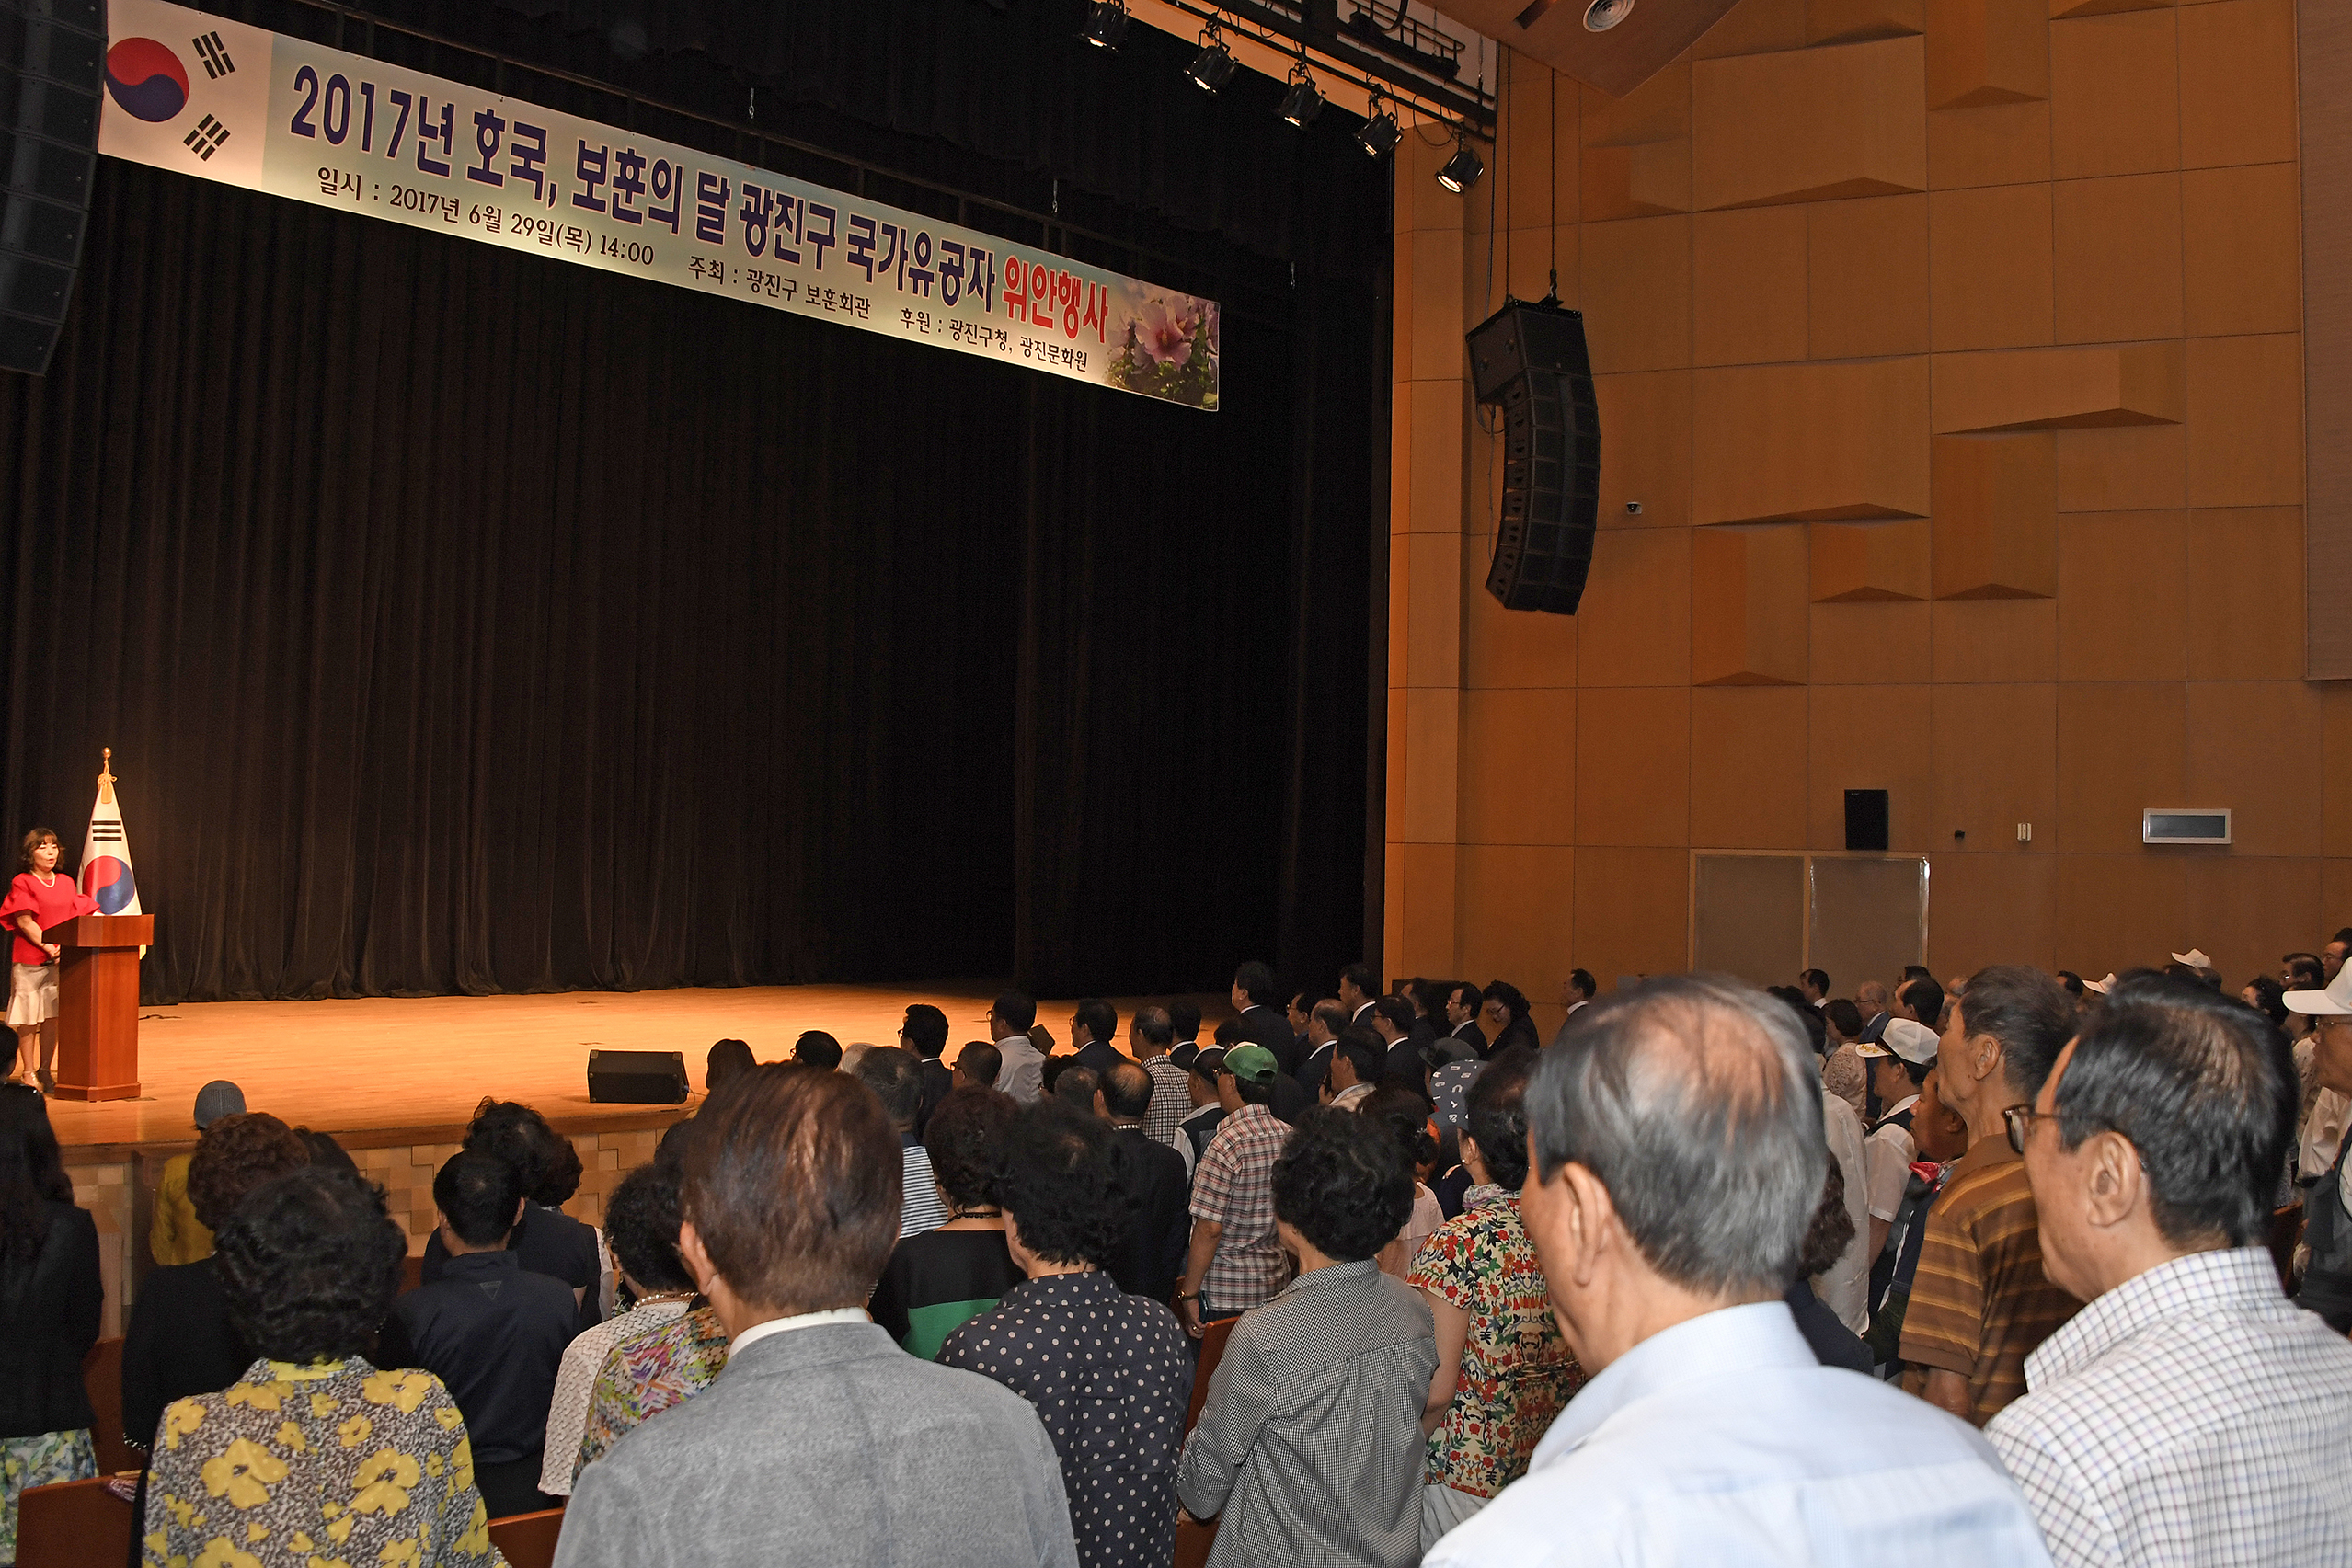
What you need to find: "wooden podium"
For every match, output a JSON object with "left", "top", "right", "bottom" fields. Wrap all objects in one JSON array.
[{"left": 53, "top": 914, "right": 149, "bottom": 1101}]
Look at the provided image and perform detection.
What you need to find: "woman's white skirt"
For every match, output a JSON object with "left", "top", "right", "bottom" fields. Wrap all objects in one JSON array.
[{"left": 6, "top": 963, "right": 57, "bottom": 1028}]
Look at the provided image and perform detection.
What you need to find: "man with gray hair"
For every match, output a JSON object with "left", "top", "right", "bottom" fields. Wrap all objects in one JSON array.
[{"left": 1423, "top": 974, "right": 2051, "bottom": 1567}]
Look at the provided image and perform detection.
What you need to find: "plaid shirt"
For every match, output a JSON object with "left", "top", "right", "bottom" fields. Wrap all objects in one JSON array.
[
  {"left": 1142, "top": 1054, "right": 1193, "bottom": 1152},
  {"left": 1189, "top": 1103, "right": 1291, "bottom": 1315},
  {"left": 1987, "top": 1248, "right": 2352, "bottom": 1568}
]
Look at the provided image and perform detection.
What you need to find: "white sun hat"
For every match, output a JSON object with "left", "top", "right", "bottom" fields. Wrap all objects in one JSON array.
[
  {"left": 2170, "top": 949, "right": 2211, "bottom": 969},
  {"left": 2286, "top": 965, "right": 2352, "bottom": 1017}
]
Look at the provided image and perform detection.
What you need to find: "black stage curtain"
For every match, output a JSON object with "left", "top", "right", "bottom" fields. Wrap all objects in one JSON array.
[{"left": 0, "top": 4, "right": 1381, "bottom": 1002}]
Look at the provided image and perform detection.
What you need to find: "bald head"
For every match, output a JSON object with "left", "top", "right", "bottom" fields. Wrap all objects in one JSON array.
[
  {"left": 1528, "top": 974, "right": 1825, "bottom": 1298},
  {"left": 1855, "top": 980, "right": 1889, "bottom": 1013},
  {"left": 1100, "top": 1059, "right": 1153, "bottom": 1123}
]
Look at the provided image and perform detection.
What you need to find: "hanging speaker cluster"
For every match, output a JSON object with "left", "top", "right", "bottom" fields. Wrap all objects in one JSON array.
[{"left": 1466, "top": 300, "right": 1601, "bottom": 615}]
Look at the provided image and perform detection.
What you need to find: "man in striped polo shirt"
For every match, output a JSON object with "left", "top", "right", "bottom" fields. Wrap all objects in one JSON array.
[{"left": 1899, "top": 965, "right": 2083, "bottom": 1425}]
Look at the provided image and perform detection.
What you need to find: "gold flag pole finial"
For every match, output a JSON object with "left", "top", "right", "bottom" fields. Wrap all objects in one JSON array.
[{"left": 98, "top": 748, "right": 115, "bottom": 807}]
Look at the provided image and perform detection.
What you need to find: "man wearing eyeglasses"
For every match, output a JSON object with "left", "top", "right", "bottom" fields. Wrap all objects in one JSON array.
[{"left": 1897, "top": 966, "right": 2082, "bottom": 1427}]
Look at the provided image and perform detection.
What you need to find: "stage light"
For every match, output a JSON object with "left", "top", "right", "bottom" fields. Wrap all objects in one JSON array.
[
  {"left": 1186, "top": 24, "right": 1237, "bottom": 94},
  {"left": 1357, "top": 91, "right": 1401, "bottom": 157},
  {"left": 1279, "top": 61, "right": 1323, "bottom": 128},
  {"left": 1437, "top": 131, "right": 1484, "bottom": 193},
  {"left": 1082, "top": 0, "right": 1129, "bottom": 49}
]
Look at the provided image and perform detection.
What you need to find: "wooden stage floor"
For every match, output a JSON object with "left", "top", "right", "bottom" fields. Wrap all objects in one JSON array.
[{"left": 47, "top": 981, "right": 1170, "bottom": 1150}]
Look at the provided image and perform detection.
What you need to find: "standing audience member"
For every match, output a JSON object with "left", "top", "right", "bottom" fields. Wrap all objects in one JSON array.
[
  {"left": 1864, "top": 1061, "right": 1973, "bottom": 1370},
  {"left": 1295, "top": 1001, "right": 1346, "bottom": 1099},
  {"left": 1798, "top": 969, "right": 1830, "bottom": 1007},
  {"left": 121, "top": 1111, "right": 310, "bottom": 1516},
  {"left": 856, "top": 1047, "right": 948, "bottom": 1242},
  {"left": 869, "top": 1088, "right": 1023, "bottom": 1358},
  {"left": 1550, "top": 971, "right": 1596, "bottom": 1048},
  {"left": 1285, "top": 992, "right": 1315, "bottom": 1062},
  {"left": 1422, "top": 975, "right": 2053, "bottom": 1568},
  {"left": 1404, "top": 979, "right": 1445, "bottom": 1050},
  {"left": 1052, "top": 1065, "right": 1101, "bottom": 1114},
  {"left": 942, "top": 1104, "right": 1192, "bottom": 1568},
  {"left": 900, "top": 1004, "right": 955, "bottom": 1134},
  {"left": 574, "top": 1305, "right": 729, "bottom": 1481},
  {"left": 1357, "top": 1084, "right": 1444, "bottom": 1280},
  {"left": 554, "top": 1064, "right": 1077, "bottom": 1568},
  {"left": 1324, "top": 1028, "right": 1383, "bottom": 1112},
  {"left": 1230, "top": 962, "right": 1297, "bottom": 1073},
  {"left": 1167, "top": 1001, "right": 1205, "bottom": 1071},
  {"left": 955, "top": 1040, "right": 1003, "bottom": 1093},
  {"left": 540, "top": 1160, "right": 696, "bottom": 1499},
  {"left": 421, "top": 1098, "right": 602, "bottom": 1327},
  {"left": 1442, "top": 983, "right": 1487, "bottom": 1060},
  {"left": 1339, "top": 964, "right": 1381, "bottom": 1027},
  {"left": 1372, "top": 998, "right": 1428, "bottom": 1087},
  {"left": 1068, "top": 999, "right": 1125, "bottom": 1078},
  {"left": 382, "top": 1150, "right": 579, "bottom": 1517},
  {"left": 1096, "top": 1061, "right": 1189, "bottom": 1305},
  {"left": 1177, "top": 1109, "right": 1436, "bottom": 1568},
  {"left": 1176, "top": 1046, "right": 1291, "bottom": 1336},
  {"left": 1988, "top": 975, "right": 2352, "bottom": 1567},
  {"left": 1855, "top": 980, "right": 1892, "bottom": 1040},
  {"left": 1408, "top": 1055, "right": 1583, "bottom": 1551},
  {"left": 1176, "top": 1048, "right": 1228, "bottom": 1172},
  {"left": 793, "top": 1031, "right": 843, "bottom": 1072},
  {"left": 0, "top": 1085, "right": 98, "bottom": 1562},
  {"left": 1130, "top": 1006, "right": 1191, "bottom": 1153},
  {"left": 1784, "top": 1161, "right": 1872, "bottom": 1374},
  {"left": 1820, "top": 1000, "right": 1868, "bottom": 1117},
  {"left": 1897, "top": 975, "right": 1946, "bottom": 1037},
  {"left": 1429, "top": 1050, "right": 1485, "bottom": 1134},
  {"left": 1479, "top": 982, "right": 1540, "bottom": 1057},
  {"left": 2287, "top": 963, "right": 2352, "bottom": 1327},
  {"left": 148, "top": 1080, "right": 247, "bottom": 1266},
  {"left": 1899, "top": 966, "right": 2082, "bottom": 1426},
  {"left": 1818, "top": 1080, "right": 1872, "bottom": 1335},
  {"left": 705, "top": 1039, "right": 756, "bottom": 1100},
  {"left": 1859, "top": 1019, "right": 1938, "bottom": 1259},
  {"left": 143, "top": 1166, "right": 499, "bottom": 1568},
  {"left": 990, "top": 993, "right": 1047, "bottom": 1104}
]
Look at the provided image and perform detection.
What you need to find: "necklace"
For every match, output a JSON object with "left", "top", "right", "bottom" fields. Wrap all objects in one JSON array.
[
  {"left": 31, "top": 871, "right": 54, "bottom": 887},
  {"left": 629, "top": 1289, "right": 694, "bottom": 1309}
]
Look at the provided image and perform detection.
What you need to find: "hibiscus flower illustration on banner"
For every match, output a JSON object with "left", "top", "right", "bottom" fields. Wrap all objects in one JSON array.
[{"left": 1107, "top": 290, "right": 1221, "bottom": 410}]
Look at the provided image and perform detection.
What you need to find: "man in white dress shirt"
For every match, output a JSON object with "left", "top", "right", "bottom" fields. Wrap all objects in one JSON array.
[
  {"left": 1987, "top": 973, "right": 2352, "bottom": 1568},
  {"left": 1424, "top": 973, "right": 2051, "bottom": 1568},
  {"left": 988, "top": 990, "right": 1046, "bottom": 1105}
]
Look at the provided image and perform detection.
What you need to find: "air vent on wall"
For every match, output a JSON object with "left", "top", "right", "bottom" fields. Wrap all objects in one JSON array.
[{"left": 2142, "top": 809, "right": 2232, "bottom": 846}]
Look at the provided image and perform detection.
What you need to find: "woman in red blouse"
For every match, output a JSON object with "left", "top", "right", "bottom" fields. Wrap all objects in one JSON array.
[{"left": 0, "top": 830, "right": 98, "bottom": 1093}]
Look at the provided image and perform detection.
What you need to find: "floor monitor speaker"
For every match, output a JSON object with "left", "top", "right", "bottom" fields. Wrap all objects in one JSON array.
[
  {"left": 1, "top": 0, "right": 103, "bottom": 375},
  {"left": 586, "top": 1049, "right": 689, "bottom": 1104},
  {"left": 1466, "top": 299, "right": 1601, "bottom": 615}
]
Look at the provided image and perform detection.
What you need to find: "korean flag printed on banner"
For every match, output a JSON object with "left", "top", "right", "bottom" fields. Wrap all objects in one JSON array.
[
  {"left": 97, "top": 0, "right": 270, "bottom": 187},
  {"left": 78, "top": 752, "right": 142, "bottom": 919}
]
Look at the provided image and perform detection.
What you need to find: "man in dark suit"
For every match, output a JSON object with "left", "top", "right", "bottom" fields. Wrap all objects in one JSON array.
[
  {"left": 1338, "top": 963, "right": 1380, "bottom": 1027},
  {"left": 1294, "top": 1001, "right": 1347, "bottom": 1099},
  {"left": 1369, "top": 996, "right": 1427, "bottom": 1089},
  {"left": 1231, "top": 960, "right": 1298, "bottom": 1075},
  {"left": 1097, "top": 1062, "right": 1190, "bottom": 1303},
  {"left": 1441, "top": 979, "right": 1488, "bottom": 1059},
  {"left": 1068, "top": 998, "right": 1127, "bottom": 1079},
  {"left": 899, "top": 1004, "right": 955, "bottom": 1137},
  {"left": 1405, "top": 979, "right": 1443, "bottom": 1049}
]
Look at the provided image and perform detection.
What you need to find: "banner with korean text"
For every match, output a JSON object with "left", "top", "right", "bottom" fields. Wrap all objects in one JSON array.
[{"left": 97, "top": 0, "right": 1221, "bottom": 409}]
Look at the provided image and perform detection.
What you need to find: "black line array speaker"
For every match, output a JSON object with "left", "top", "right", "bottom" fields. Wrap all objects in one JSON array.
[
  {"left": 1466, "top": 299, "right": 1601, "bottom": 615},
  {"left": 587, "top": 1049, "right": 690, "bottom": 1104},
  {"left": 0, "top": 0, "right": 103, "bottom": 376},
  {"left": 1845, "top": 789, "right": 1890, "bottom": 853}
]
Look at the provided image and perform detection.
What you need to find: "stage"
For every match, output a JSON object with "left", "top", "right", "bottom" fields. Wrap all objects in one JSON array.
[{"left": 50, "top": 980, "right": 1190, "bottom": 1150}]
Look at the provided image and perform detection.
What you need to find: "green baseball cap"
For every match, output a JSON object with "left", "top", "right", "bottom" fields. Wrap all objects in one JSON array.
[{"left": 1222, "top": 1044, "right": 1279, "bottom": 1084}]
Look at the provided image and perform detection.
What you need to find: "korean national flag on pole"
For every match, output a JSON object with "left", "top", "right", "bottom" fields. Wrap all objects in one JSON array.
[{"left": 78, "top": 750, "right": 142, "bottom": 917}]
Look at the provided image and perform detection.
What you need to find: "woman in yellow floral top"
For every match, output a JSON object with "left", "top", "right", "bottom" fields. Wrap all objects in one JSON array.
[
  {"left": 1406, "top": 1052, "right": 1584, "bottom": 1554},
  {"left": 143, "top": 1165, "right": 505, "bottom": 1568}
]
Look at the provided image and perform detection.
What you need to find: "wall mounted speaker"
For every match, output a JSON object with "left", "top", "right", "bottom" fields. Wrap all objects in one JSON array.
[
  {"left": 1, "top": 0, "right": 104, "bottom": 375},
  {"left": 1844, "top": 789, "right": 1889, "bottom": 853},
  {"left": 1466, "top": 299, "right": 1601, "bottom": 615}
]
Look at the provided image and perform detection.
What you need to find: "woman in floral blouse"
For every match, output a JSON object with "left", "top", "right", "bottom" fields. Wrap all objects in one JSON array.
[
  {"left": 143, "top": 1166, "right": 503, "bottom": 1568},
  {"left": 1406, "top": 1051, "right": 1585, "bottom": 1553}
]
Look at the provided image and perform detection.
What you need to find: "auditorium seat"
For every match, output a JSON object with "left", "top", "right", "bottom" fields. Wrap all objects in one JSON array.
[
  {"left": 17, "top": 1477, "right": 132, "bottom": 1568},
  {"left": 81, "top": 1337, "right": 138, "bottom": 1472},
  {"left": 1174, "top": 1317, "right": 1236, "bottom": 1568},
  {"left": 402, "top": 1253, "right": 425, "bottom": 1294},
  {"left": 488, "top": 1505, "right": 566, "bottom": 1568},
  {"left": 2271, "top": 1202, "right": 2306, "bottom": 1291}
]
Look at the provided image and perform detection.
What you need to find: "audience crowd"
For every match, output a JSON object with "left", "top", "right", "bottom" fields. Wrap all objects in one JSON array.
[{"left": 2, "top": 945, "right": 2345, "bottom": 1566}]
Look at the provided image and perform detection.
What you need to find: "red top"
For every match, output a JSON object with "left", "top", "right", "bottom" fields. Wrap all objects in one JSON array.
[{"left": 0, "top": 871, "right": 99, "bottom": 967}]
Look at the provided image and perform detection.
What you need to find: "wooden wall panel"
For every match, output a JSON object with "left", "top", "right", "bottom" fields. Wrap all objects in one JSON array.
[
  {"left": 1932, "top": 600, "right": 2059, "bottom": 682},
  {"left": 2056, "top": 855, "right": 2187, "bottom": 979},
  {"left": 2186, "top": 509, "right": 2305, "bottom": 681},
  {"left": 1811, "top": 601, "right": 1933, "bottom": 684},
  {"left": 1808, "top": 196, "right": 1932, "bottom": 359},
  {"left": 1930, "top": 184, "right": 2057, "bottom": 349},
  {"left": 1694, "top": 208, "right": 1809, "bottom": 366},
  {"left": 1690, "top": 687, "right": 1809, "bottom": 847},
  {"left": 1577, "top": 687, "right": 1692, "bottom": 845},
  {"left": 1928, "top": 853, "right": 2059, "bottom": 975},
  {"left": 1931, "top": 683, "right": 2059, "bottom": 849},
  {"left": 1693, "top": 360, "right": 1932, "bottom": 522},
  {"left": 1692, "top": 525, "right": 1810, "bottom": 686},
  {"left": 2185, "top": 335, "right": 2305, "bottom": 509},
  {"left": 2048, "top": 10, "right": 2180, "bottom": 179},
  {"left": 2177, "top": 0, "right": 2299, "bottom": 170},
  {"left": 2051, "top": 174, "right": 2183, "bottom": 344},
  {"left": 2307, "top": 0, "right": 2352, "bottom": 680},
  {"left": 1459, "top": 688, "right": 1578, "bottom": 845},
  {"left": 2055, "top": 510, "right": 2188, "bottom": 681},
  {"left": 1456, "top": 845, "right": 1577, "bottom": 989},
  {"left": 1577, "top": 528, "right": 1693, "bottom": 686},
  {"left": 1808, "top": 685, "right": 1935, "bottom": 850},
  {"left": 1571, "top": 847, "right": 1692, "bottom": 985},
  {"left": 2056, "top": 681, "right": 2187, "bottom": 853},
  {"left": 1926, "top": 0, "right": 2050, "bottom": 109},
  {"left": 1692, "top": 39, "right": 1930, "bottom": 208},
  {"left": 2183, "top": 164, "right": 2301, "bottom": 338}
]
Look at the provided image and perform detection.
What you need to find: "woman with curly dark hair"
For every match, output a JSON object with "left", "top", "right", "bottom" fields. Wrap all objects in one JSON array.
[
  {"left": 420, "top": 1097, "right": 602, "bottom": 1325},
  {"left": 938, "top": 1103, "right": 1191, "bottom": 1568},
  {"left": 0, "top": 1084, "right": 98, "bottom": 1562},
  {"left": 142, "top": 1165, "right": 502, "bottom": 1567},
  {"left": 120, "top": 1111, "right": 311, "bottom": 1531},
  {"left": 1177, "top": 1107, "right": 1437, "bottom": 1568},
  {"left": 867, "top": 1086, "right": 1021, "bottom": 1357},
  {"left": 1478, "top": 980, "right": 1541, "bottom": 1059}
]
